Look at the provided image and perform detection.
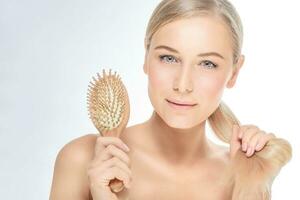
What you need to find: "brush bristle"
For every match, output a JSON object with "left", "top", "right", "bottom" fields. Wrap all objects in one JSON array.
[{"left": 87, "top": 69, "right": 127, "bottom": 134}]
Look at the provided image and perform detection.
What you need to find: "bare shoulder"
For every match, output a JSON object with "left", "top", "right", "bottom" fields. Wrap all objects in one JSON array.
[
  {"left": 50, "top": 124, "right": 144, "bottom": 200},
  {"left": 120, "top": 122, "right": 148, "bottom": 146},
  {"left": 208, "top": 142, "right": 231, "bottom": 168},
  {"left": 57, "top": 133, "right": 98, "bottom": 161},
  {"left": 50, "top": 133, "right": 98, "bottom": 200},
  {"left": 57, "top": 122, "right": 144, "bottom": 161},
  {"left": 54, "top": 133, "right": 99, "bottom": 168}
]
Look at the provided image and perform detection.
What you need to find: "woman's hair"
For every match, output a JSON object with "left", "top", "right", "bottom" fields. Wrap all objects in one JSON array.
[{"left": 144, "top": 0, "right": 292, "bottom": 199}]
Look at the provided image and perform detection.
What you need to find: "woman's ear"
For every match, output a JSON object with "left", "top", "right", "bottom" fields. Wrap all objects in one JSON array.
[
  {"left": 143, "top": 63, "right": 148, "bottom": 75},
  {"left": 226, "top": 55, "right": 245, "bottom": 88},
  {"left": 143, "top": 38, "right": 148, "bottom": 74},
  {"left": 143, "top": 52, "right": 148, "bottom": 75},
  {"left": 143, "top": 38, "right": 149, "bottom": 75},
  {"left": 144, "top": 37, "right": 147, "bottom": 50}
]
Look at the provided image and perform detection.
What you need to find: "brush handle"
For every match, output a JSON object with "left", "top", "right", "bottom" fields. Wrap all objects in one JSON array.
[
  {"left": 109, "top": 178, "right": 125, "bottom": 193},
  {"left": 102, "top": 129, "right": 126, "bottom": 193}
]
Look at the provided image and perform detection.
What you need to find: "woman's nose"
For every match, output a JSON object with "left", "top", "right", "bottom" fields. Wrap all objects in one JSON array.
[{"left": 173, "top": 66, "right": 193, "bottom": 93}]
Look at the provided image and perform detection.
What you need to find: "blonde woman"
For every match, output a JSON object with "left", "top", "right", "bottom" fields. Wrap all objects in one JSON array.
[{"left": 50, "top": 0, "right": 292, "bottom": 199}]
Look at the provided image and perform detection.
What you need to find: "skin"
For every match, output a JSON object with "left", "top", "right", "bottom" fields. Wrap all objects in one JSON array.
[
  {"left": 142, "top": 15, "right": 241, "bottom": 166},
  {"left": 49, "top": 15, "right": 276, "bottom": 200}
]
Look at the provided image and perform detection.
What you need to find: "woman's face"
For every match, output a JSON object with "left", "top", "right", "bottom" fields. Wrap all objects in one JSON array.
[{"left": 144, "top": 16, "right": 244, "bottom": 129}]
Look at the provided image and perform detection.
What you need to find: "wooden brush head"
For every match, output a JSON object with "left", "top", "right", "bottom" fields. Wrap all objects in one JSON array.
[{"left": 87, "top": 68, "right": 130, "bottom": 137}]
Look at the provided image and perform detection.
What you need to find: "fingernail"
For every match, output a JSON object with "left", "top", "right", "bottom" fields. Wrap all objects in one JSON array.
[
  {"left": 242, "top": 143, "right": 247, "bottom": 151},
  {"left": 255, "top": 144, "right": 260, "bottom": 151},
  {"left": 238, "top": 130, "right": 242, "bottom": 139},
  {"left": 123, "top": 144, "right": 130, "bottom": 152},
  {"left": 246, "top": 147, "right": 252, "bottom": 157}
]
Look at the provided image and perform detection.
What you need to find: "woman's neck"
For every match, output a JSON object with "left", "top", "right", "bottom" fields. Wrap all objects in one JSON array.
[{"left": 145, "top": 111, "right": 211, "bottom": 166}]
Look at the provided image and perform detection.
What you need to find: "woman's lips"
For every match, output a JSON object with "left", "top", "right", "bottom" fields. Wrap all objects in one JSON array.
[
  {"left": 166, "top": 99, "right": 197, "bottom": 106},
  {"left": 166, "top": 99, "right": 197, "bottom": 109}
]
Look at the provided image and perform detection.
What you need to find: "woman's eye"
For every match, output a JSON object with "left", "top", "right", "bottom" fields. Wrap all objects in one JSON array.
[
  {"left": 200, "top": 60, "right": 218, "bottom": 69},
  {"left": 159, "top": 55, "right": 177, "bottom": 64},
  {"left": 159, "top": 55, "right": 217, "bottom": 69}
]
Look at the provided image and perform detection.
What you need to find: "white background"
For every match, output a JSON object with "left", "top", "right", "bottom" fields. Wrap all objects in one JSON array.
[{"left": 0, "top": 0, "right": 299, "bottom": 199}]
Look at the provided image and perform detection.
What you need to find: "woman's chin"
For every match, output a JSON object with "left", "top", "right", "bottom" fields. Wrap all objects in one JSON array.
[
  {"left": 164, "top": 116, "right": 198, "bottom": 130},
  {"left": 168, "top": 123, "right": 193, "bottom": 130}
]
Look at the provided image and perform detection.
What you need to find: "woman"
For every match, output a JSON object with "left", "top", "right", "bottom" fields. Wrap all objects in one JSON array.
[{"left": 49, "top": 0, "right": 292, "bottom": 199}]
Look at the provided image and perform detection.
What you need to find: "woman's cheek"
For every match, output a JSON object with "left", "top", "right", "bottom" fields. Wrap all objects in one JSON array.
[
  {"left": 148, "top": 64, "right": 171, "bottom": 93},
  {"left": 196, "top": 75, "right": 227, "bottom": 102},
  {"left": 149, "top": 66, "right": 163, "bottom": 86}
]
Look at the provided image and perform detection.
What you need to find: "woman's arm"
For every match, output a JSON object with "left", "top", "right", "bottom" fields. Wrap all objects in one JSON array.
[{"left": 49, "top": 134, "right": 96, "bottom": 200}]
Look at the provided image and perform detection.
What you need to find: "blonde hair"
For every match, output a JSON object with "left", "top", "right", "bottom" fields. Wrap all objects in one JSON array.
[{"left": 144, "top": 0, "right": 292, "bottom": 199}]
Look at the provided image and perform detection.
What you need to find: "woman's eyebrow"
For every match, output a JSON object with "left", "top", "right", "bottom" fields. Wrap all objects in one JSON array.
[{"left": 154, "top": 45, "right": 225, "bottom": 60}]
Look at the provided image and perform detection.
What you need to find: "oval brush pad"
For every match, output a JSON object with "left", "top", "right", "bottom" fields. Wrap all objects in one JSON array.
[{"left": 87, "top": 68, "right": 130, "bottom": 193}]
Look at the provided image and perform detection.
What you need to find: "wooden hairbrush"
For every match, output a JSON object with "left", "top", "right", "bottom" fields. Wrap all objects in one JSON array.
[{"left": 87, "top": 68, "right": 130, "bottom": 193}]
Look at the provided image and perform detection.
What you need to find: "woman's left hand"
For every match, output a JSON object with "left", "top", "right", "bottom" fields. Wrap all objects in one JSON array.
[{"left": 230, "top": 124, "right": 276, "bottom": 159}]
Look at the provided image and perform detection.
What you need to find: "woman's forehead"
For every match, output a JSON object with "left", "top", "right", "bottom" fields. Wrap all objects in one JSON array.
[{"left": 150, "top": 16, "right": 233, "bottom": 56}]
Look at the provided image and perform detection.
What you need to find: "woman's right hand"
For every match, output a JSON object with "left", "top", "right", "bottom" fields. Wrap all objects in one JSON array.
[{"left": 87, "top": 134, "right": 132, "bottom": 200}]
